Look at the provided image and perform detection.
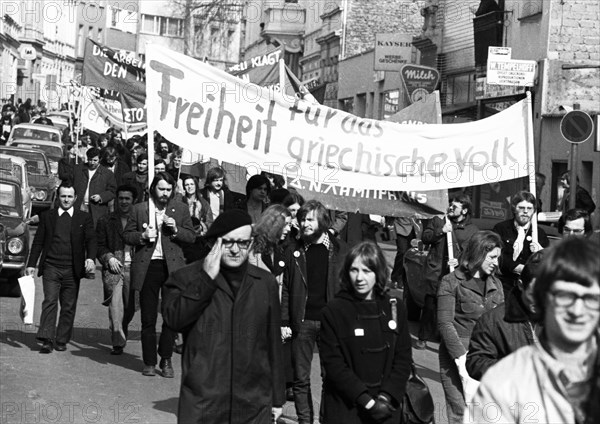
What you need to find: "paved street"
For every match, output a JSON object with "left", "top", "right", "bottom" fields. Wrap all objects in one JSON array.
[{"left": 0, "top": 239, "right": 448, "bottom": 424}]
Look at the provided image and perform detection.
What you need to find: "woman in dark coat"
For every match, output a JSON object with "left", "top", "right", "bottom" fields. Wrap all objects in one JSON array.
[{"left": 319, "top": 241, "right": 412, "bottom": 424}]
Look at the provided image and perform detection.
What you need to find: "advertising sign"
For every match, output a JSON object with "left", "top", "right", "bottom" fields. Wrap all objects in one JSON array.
[
  {"left": 400, "top": 64, "right": 440, "bottom": 103},
  {"left": 374, "top": 34, "right": 413, "bottom": 72}
]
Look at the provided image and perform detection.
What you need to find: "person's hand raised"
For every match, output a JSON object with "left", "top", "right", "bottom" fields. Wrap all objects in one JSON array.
[{"left": 203, "top": 238, "right": 222, "bottom": 280}]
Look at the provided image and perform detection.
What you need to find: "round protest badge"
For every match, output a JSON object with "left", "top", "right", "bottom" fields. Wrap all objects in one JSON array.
[
  {"left": 388, "top": 320, "right": 397, "bottom": 330},
  {"left": 278, "top": 260, "right": 285, "bottom": 268}
]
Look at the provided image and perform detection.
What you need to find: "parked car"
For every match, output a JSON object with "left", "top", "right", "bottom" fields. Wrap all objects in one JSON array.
[
  {"left": 0, "top": 154, "right": 32, "bottom": 220},
  {"left": 10, "top": 139, "right": 63, "bottom": 175},
  {"left": 0, "top": 146, "right": 57, "bottom": 213},
  {"left": 0, "top": 173, "right": 30, "bottom": 295},
  {"left": 8, "top": 122, "right": 62, "bottom": 144}
]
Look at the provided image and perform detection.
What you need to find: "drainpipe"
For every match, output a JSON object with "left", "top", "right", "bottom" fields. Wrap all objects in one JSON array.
[{"left": 340, "top": 0, "right": 348, "bottom": 60}]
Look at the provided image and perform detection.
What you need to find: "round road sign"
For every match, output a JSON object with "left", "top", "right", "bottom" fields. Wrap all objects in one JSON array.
[{"left": 560, "top": 110, "right": 594, "bottom": 144}]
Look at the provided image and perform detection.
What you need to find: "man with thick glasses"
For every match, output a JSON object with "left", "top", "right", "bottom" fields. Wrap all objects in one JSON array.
[
  {"left": 162, "top": 209, "right": 285, "bottom": 424},
  {"left": 493, "top": 191, "right": 549, "bottom": 294},
  {"left": 467, "top": 237, "right": 600, "bottom": 423},
  {"left": 559, "top": 208, "right": 600, "bottom": 244}
]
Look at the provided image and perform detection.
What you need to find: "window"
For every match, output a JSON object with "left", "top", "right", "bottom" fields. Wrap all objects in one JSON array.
[
  {"left": 141, "top": 14, "right": 183, "bottom": 37},
  {"left": 339, "top": 98, "right": 354, "bottom": 114}
]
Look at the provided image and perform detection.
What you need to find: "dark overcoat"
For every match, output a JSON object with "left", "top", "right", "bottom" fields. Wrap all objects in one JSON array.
[
  {"left": 319, "top": 291, "right": 412, "bottom": 424},
  {"left": 162, "top": 260, "right": 285, "bottom": 424}
]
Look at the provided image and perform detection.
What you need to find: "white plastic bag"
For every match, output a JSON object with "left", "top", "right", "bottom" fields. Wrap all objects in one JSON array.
[{"left": 18, "top": 275, "right": 35, "bottom": 325}]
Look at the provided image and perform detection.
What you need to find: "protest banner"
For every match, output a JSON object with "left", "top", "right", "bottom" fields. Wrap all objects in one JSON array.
[
  {"left": 80, "top": 87, "right": 147, "bottom": 136},
  {"left": 146, "top": 45, "right": 534, "bottom": 217},
  {"left": 228, "top": 48, "right": 282, "bottom": 91},
  {"left": 81, "top": 38, "right": 146, "bottom": 124}
]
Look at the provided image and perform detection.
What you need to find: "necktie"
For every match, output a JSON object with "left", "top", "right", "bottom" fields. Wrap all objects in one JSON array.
[{"left": 513, "top": 226, "right": 526, "bottom": 261}]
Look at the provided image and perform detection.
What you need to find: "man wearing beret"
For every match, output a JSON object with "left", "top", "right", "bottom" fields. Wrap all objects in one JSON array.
[{"left": 163, "top": 209, "right": 285, "bottom": 424}]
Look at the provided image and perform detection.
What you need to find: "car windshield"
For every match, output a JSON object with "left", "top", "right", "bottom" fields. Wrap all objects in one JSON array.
[
  {"left": 0, "top": 182, "right": 22, "bottom": 217},
  {"left": 12, "top": 127, "right": 59, "bottom": 142},
  {"left": 0, "top": 149, "right": 49, "bottom": 174},
  {"left": 15, "top": 143, "right": 62, "bottom": 159},
  {"left": 0, "top": 159, "right": 23, "bottom": 183}
]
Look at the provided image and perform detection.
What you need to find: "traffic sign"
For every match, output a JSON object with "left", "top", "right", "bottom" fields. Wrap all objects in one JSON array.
[{"left": 560, "top": 110, "right": 594, "bottom": 144}]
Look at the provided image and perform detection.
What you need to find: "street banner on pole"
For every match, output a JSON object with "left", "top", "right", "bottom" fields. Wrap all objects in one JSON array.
[
  {"left": 146, "top": 45, "right": 533, "bottom": 217},
  {"left": 82, "top": 38, "right": 146, "bottom": 124}
]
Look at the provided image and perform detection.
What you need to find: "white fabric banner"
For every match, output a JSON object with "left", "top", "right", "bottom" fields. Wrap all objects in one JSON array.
[{"left": 146, "top": 45, "right": 533, "bottom": 192}]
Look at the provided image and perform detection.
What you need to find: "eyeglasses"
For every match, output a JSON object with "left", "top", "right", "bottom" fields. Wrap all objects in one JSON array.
[
  {"left": 549, "top": 290, "right": 600, "bottom": 310},
  {"left": 563, "top": 227, "right": 585, "bottom": 235},
  {"left": 221, "top": 239, "right": 253, "bottom": 249}
]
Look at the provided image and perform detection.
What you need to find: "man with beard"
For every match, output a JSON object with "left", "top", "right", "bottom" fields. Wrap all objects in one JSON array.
[
  {"left": 100, "top": 146, "right": 130, "bottom": 186},
  {"left": 163, "top": 209, "right": 285, "bottom": 423},
  {"left": 416, "top": 194, "right": 479, "bottom": 349},
  {"left": 72, "top": 147, "right": 117, "bottom": 228},
  {"left": 493, "top": 191, "right": 549, "bottom": 294},
  {"left": 123, "top": 172, "right": 194, "bottom": 377},
  {"left": 26, "top": 182, "right": 97, "bottom": 353},
  {"left": 281, "top": 200, "right": 348, "bottom": 424},
  {"left": 96, "top": 185, "right": 137, "bottom": 355}
]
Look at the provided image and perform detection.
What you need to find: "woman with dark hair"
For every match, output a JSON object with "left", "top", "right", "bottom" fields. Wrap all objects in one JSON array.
[
  {"left": 437, "top": 230, "right": 505, "bottom": 423},
  {"left": 249, "top": 204, "right": 292, "bottom": 286},
  {"left": 181, "top": 175, "right": 212, "bottom": 237},
  {"left": 200, "top": 166, "right": 244, "bottom": 219},
  {"left": 319, "top": 241, "right": 412, "bottom": 424},
  {"left": 283, "top": 191, "right": 305, "bottom": 240},
  {"left": 245, "top": 174, "right": 271, "bottom": 223},
  {"left": 122, "top": 153, "right": 149, "bottom": 203}
]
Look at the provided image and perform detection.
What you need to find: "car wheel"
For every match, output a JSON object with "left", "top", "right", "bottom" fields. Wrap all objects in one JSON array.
[{"left": 0, "top": 275, "right": 22, "bottom": 298}]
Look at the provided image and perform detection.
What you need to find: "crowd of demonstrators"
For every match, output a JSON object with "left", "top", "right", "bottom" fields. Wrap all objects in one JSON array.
[
  {"left": 10, "top": 109, "right": 598, "bottom": 424},
  {"left": 493, "top": 191, "right": 549, "bottom": 294},
  {"left": 96, "top": 184, "right": 138, "bottom": 355},
  {"left": 468, "top": 237, "right": 599, "bottom": 424},
  {"left": 123, "top": 172, "right": 195, "bottom": 378},
  {"left": 415, "top": 194, "right": 479, "bottom": 350},
  {"left": 25, "top": 182, "right": 97, "bottom": 353},
  {"left": 466, "top": 250, "right": 543, "bottom": 380},
  {"left": 163, "top": 210, "right": 286, "bottom": 423},
  {"left": 319, "top": 241, "right": 412, "bottom": 424}
]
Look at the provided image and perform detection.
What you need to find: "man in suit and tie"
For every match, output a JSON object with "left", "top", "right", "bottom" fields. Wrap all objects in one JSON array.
[
  {"left": 72, "top": 147, "right": 117, "bottom": 227},
  {"left": 26, "top": 182, "right": 97, "bottom": 353},
  {"left": 123, "top": 172, "right": 194, "bottom": 378}
]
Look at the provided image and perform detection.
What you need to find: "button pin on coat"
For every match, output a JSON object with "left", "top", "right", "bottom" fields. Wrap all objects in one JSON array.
[{"left": 354, "top": 328, "right": 364, "bottom": 337}]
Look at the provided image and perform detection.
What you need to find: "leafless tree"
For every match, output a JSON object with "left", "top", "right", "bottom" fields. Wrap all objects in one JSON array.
[{"left": 171, "top": 0, "right": 244, "bottom": 57}]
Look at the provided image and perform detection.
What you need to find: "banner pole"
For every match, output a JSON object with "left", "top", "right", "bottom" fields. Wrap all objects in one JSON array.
[
  {"left": 525, "top": 91, "right": 538, "bottom": 244},
  {"left": 146, "top": 43, "right": 156, "bottom": 242}
]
